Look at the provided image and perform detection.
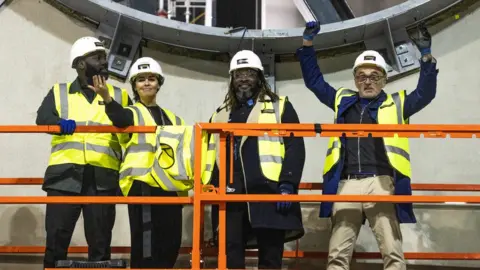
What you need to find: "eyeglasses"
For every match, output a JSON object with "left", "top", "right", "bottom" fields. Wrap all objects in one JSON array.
[{"left": 355, "top": 75, "right": 385, "bottom": 84}]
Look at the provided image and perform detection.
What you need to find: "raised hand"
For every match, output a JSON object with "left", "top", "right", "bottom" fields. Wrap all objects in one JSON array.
[
  {"left": 303, "top": 21, "right": 321, "bottom": 41},
  {"left": 411, "top": 21, "right": 432, "bottom": 56}
]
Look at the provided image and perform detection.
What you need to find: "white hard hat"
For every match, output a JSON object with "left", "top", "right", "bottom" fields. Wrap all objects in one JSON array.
[
  {"left": 128, "top": 57, "right": 164, "bottom": 83},
  {"left": 353, "top": 50, "right": 388, "bottom": 78},
  {"left": 229, "top": 50, "right": 264, "bottom": 73},
  {"left": 70, "top": 36, "right": 107, "bottom": 68}
]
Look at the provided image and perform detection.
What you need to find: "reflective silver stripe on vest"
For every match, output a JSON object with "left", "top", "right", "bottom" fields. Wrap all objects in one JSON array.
[
  {"left": 156, "top": 130, "right": 190, "bottom": 181},
  {"left": 119, "top": 167, "right": 150, "bottom": 181},
  {"left": 51, "top": 141, "right": 121, "bottom": 160},
  {"left": 75, "top": 121, "right": 110, "bottom": 126},
  {"left": 59, "top": 83, "right": 68, "bottom": 118},
  {"left": 391, "top": 92, "right": 403, "bottom": 124},
  {"left": 123, "top": 106, "right": 152, "bottom": 160},
  {"left": 259, "top": 136, "right": 282, "bottom": 143},
  {"left": 130, "top": 106, "right": 147, "bottom": 144},
  {"left": 259, "top": 155, "right": 282, "bottom": 164},
  {"left": 174, "top": 115, "right": 182, "bottom": 125},
  {"left": 385, "top": 145, "right": 410, "bottom": 161},
  {"left": 326, "top": 140, "right": 340, "bottom": 156},
  {"left": 189, "top": 128, "right": 195, "bottom": 175},
  {"left": 151, "top": 156, "right": 179, "bottom": 191},
  {"left": 205, "top": 164, "right": 212, "bottom": 171},
  {"left": 113, "top": 86, "right": 122, "bottom": 104},
  {"left": 88, "top": 121, "right": 111, "bottom": 126},
  {"left": 258, "top": 134, "right": 283, "bottom": 164}
]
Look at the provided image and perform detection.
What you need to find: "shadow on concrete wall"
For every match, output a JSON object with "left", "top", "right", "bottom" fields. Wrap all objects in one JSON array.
[
  {"left": 0, "top": 206, "right": 80, "bottom": 265},
  {"left": 6, "top": 0, "right": 94, "bottom": 44}
]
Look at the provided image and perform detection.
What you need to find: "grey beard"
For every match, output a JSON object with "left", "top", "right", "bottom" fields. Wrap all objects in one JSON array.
[{"left": 235, "top": 90, "right": 254, "bottom": 103}]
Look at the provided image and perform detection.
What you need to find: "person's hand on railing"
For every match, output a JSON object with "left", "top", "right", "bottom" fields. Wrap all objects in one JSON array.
[
  {"left": 276, "top": 183, "right": 294, "bottom": 214},
  {"left": 303, "top": 21, "right": 320, "bottom": 47},
  {"left": 58, "top": 119, "right": 76, "bottom": 135}
]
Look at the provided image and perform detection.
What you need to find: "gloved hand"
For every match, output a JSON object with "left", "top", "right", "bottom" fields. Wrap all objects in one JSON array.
[
  {"left": 303, "top": 21, "right": 321, "bottom": 41},
  {"left": 276, "top": 183, "right": 294, "bottom": 215},
  {"left": 58, "top": 119, "right": 76, "bottom": 135},
  {"left": 410, "top": 21, "right": 432, "bottom": 56}
]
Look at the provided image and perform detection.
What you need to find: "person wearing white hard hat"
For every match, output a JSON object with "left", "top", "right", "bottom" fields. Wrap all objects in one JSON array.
[
  {"left": 297, "top": 21, "right": 438, "bottom": 270},
  {"left": 92, "top": 56, "right": 185, "bottom": 268},
  {"left": 203, "top": 50, "right": 306, "bottom": 269},
  {"left": 36, "top": 36, "right": 131, "bottom": 268}
]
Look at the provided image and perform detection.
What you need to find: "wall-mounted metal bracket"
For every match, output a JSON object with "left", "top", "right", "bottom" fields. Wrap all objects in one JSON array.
[
  {"left": 95, "top": 13, "right": 143, "bottom": 81},
  {"left": 364, "top": 18, "right": 420, "bottom": 80}
]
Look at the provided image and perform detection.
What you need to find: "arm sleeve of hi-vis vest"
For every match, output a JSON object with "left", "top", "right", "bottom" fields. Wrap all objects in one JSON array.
[
  {"left": 36, "top": 88, "right": 62, "bottom": 125},
  {"left": 278, "top": 100, "right": 306, "bottom": 189}
]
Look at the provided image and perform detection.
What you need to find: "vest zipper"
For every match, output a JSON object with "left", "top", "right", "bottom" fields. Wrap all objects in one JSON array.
[{"left": 358, "top": 100, "right": 374, "bottom": 173}]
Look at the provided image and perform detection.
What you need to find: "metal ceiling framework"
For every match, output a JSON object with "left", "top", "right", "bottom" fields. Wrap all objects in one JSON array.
[{"left": 52, "top": 0, "right": 469, "bottom": 86}]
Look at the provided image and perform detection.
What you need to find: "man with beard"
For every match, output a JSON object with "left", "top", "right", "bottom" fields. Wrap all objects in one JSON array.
[
  {"left": 36, "top": 36, "right": 131, "bottom": 268},
  {"left": 297, "top": 21, "right": 438, "bottom": 270},
  {"left": 203, "top": 50, "right": 306, "bottom": 269}
]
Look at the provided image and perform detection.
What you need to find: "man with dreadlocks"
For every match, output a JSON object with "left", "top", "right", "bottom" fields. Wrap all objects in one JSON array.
[{"left": 203, "top": 50, "right": 306, "bottom": 269}]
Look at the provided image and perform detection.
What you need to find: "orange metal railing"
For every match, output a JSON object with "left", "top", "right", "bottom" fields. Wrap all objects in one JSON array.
[{"left": 1, "top": 123, "right": 480, "bottom": 269}]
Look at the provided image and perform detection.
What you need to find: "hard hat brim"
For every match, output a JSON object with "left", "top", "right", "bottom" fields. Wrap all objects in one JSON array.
[{"left": 353, "top": 63, "right": 387, "bottom": 75}]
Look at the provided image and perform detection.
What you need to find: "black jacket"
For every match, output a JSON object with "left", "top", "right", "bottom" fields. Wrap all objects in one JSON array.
[
  {"left": 36, "top": 78, "right": 132, "bottom": 193},
  {"left": 211, "top": 98, "right": 306, "bottom": 246}
]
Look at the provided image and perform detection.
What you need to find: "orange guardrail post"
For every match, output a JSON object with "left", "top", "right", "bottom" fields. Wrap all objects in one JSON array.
[{"left": 191, "top": 124, "right": 204, "bottom": 269}]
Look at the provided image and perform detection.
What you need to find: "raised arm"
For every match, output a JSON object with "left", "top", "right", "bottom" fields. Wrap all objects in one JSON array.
[
  {"left": 404, "top": 22, "right": 439, "bottom": 119},
  {"left": 105, "top": 99, "right": 134, "bottom": 128},
  {"left": 296, "top": 21, "right": 337, "bottom": 110}
]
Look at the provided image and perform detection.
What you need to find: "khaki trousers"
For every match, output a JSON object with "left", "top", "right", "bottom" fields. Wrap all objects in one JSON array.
[{"left": 326, "top": 175, "right": 406, "bottom": 270}]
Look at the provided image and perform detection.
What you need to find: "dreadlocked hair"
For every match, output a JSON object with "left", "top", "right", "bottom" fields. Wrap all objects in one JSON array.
[{"left": 222, "top": 71, "right": 279, "bottom": 111}]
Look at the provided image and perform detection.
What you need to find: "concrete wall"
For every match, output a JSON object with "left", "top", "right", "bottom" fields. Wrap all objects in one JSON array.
[{"left": 1, "top": 0, "right": 480, "bottom": 269}]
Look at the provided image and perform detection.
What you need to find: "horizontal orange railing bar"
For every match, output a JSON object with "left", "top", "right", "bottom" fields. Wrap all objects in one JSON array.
[
  {"left": 0, "top": 196, "right": 191, "bottom": 204},
  {"left": 2, "top": 177, "right": 480, "bottom": 191},
  {"left": 3, "top": 246, "right": 480, "bottom": 260},
  {"left": 0, "top": 194, "right": 476, "bottom": 204},
  {"left": 199, "top": 194, "right": 480, "bottom": 203},
  {"left": 0, "top": 125, "right": 157, "bottom": 133},
  {"left": 2, "top": 124, "right": 480, "bottom": 268},
  {"left": 3, "top": 123, "right": 480, "bottom": 138},
  {"left": 198, "top": 123, "right": 480, "bottom": 138}
]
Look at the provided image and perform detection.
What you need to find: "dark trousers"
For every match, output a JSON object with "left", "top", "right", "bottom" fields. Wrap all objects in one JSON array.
[
  {"left": 43, "top": 181, "right": 116, "bottom": 268},
  {"left": 128, "top": 181, "right": 183, "bottom": 269},
  {"left": 226, "top": 203, "right": 285, "bottom": 269}
]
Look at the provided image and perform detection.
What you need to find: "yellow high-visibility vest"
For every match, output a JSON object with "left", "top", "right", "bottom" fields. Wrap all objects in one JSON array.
[
  {"left": 48, "top": 82, "right": 130, "bottom": 171},
  {"left": 118, "top": 102, "right": 196, "bottom": 196},
  {"left": 323, "top": 88, "right": 411, "bottom": 178},
  {"left": 202, "top": 96, "right": 287, "bottom": 184}
]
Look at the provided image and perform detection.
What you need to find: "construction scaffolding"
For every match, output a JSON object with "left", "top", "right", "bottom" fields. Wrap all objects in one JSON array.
[{"left": 1, "top": 123, "right": 480, "bottom": 269}]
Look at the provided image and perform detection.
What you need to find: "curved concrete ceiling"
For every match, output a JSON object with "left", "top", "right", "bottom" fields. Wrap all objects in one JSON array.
[{"left": 56, "top": 0, "right": 464, "bottom": 54}]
